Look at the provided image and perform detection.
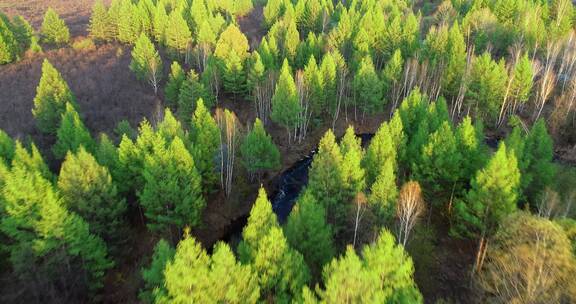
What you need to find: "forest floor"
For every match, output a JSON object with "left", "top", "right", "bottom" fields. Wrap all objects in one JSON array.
[{"left": 0, "top": 1, "right": 574, "bottom": 304}]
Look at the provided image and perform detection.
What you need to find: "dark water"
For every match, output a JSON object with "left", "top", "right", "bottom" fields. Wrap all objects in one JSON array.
[{"left": 221, "top": 134, "right": 374, "bottom": 244}]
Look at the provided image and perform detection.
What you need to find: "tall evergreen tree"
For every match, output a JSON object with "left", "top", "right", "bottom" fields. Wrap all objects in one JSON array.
[
  {"left": 140, "top": 239, "right": 175, "bottom": 303},
  {"left": 89, "top": 0, "right": 115, "bottom": 42},
  {"left": 240, "top": 118, "right": 280, "bottom": 178},
  {"left": 284, "top": 191, "right": 335, "bottom": 279},
  {"left": 189, "top": 98, "right": 220, "bottom": 191},
  {"left": 453, "top": 143, "right": 521, "bottom": 239},
  {"left": 381, "top": 49, "right": 403, "bottom": 102},
  {"left": 271, "top": 59, "right": 301, "bottom": 141},
  {"left": 32, "top": 59, "right": 77, "bottom": 134},
  {"left": 339, "top": 126, "right": 366, "bottom": 197},
  {"left": 467, "top": 52, "right": 508, "bottom": 122},
  {"left": 0, "top": 15, "right": 19, "bottom": 64},
  {"left": 178, "top": 70, "right": 213, "bottom": 123},
  {"left": 130, "top": 33, "right": 162, "bottom": 94},
  {"left": 214, "top": 24, "right": 250, "bottom": 98},
  {"left": 52, "top": 103, "right": 95, "bottom": 159},
  {"left": 455, "top": 116, "right": 487, "bottom": 186},
  {"left": 139, "top": 137, "right": 205, "bottom": 234},
  {"left": 368, "top": 157, "right": 398, "bottom": 226},
  {"left": 318, "top": 229, "right": 422, "bottom": 303},
  {"left": 509, "top": 54, "right": 533, "bottom": 107},
  {"left": 152, "top": 1, "right": 168, "bottom": 45},
  {"left": 0, "top": 129, "right": 15, "bottom": 164},
  {"left": 117, "top": 0, "right": 141, "bottom": 44},
  {"left": 164, "top": 61, "right": 186, "bottom": 107},
  {"left": 41, "top": 8, "right": 70, "bottom": 45},
  {"left": 165, "top": 11, "right": 191, "bottom": 58},
  {"left": 160, "top": 236, "right": 260, "bottom": 303},
  {"left": 238, "top": 187, "right": 310, "bottom": 302},
  {"left": 363, "top": 122, "right": 398, "bottom": 186},
  {"left": 0, "top": 163, "right": 112, "bottom": 299},
  {"left": 353, "top": 55, "right": 383, "bottom": 115},
  {"left": 442, "top": 23, "right": 466, "bottom": 100},
  {"left": 57, "top": 147, "right": 127, "bottom": 247}
]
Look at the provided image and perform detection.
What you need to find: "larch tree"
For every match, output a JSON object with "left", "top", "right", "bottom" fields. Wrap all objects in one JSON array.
[
  {"left": 306, "top": 130, "right": 349, "bottom": 235},
  {"left": 164, "top": 61, "right": 186, "bottom": 107},
  {"left": 152, "top": 1, "right": 168, "bottom": 44},
  {"left": 138, "top": 137, "right": 205, "bottom": 236},
  {"left": 52, "top": 102, "right": 95, "bottom": 159},
  {"left": 353, "top": 55, "right": 383, "bottom": 117},
  {"left": 271, "top": 59, "right": 301, "bottom": 143},
  {"left": 363, "top": 121, "right": 398, "bottom": 186},
  {"left": 441, "top": 22, "right": 467, "bottom": 101},
  {"left": 11, "top": 141, "right": 53, "bottom": 181},
  {"left": 57, "top": 147, "right": 127, "bottom": 248},
  {"left": 339, "top": 126, "right": 366, "bottom": 200},
  {"left": 240, "top": 118, "right": 280, "bottom": 180},
  {"left": 381, "top": 49, "right": 404, "bottom": 109},
  {"left": 41, "top": 8, "right": 70, "bottom": 45},
  {"left": 214, "top": 24, "right": 250, "bottom": 98},
  {"left": 319, "top": 229, "right": 423, "bottom": 303},
  {"left": 369, "top": 156, "right": 398, "bottom": 226},
  {"left": 238, "top": 187, "right": 311, "bottom": 302},
  {"left": 178, "top": 70, "right": 213, "bottom": 124},
  {"left": 0, "top": 161, "right": 112, "bottom": 299},
  {"left": 159, "top": 236, "right": 260, "bottom": 304},
  {"left": 130, "top": 33, "right": 162, "bottom": 94},
  {"left": 466, "top": 52, "right": 508, "bottom": 123},
  {"left": 501, "top": 54, "right": 533, "bottom": 123},
  {"left": 116, "top": 0, "right": 141, "bottom": 44},
  {"left": 453, "top": 143, "right": 521, "bottom": 272},
  {"left": 165, "top": 11, "right": 191, "bottom": 59},
  {"left": 140, "top": 239, "right": 175, "bottom": 303},
  {"left": 0, "top": 129, "right": 15, "bottom": 164},
  {"left": 89, "top": 0, "right": 115, "bottom": 42},
  {"left": 0, "top": 15, "right": 19, "bottom": 64},
  {"left": 189, "top": 98, "right": 220, "bottom": 191},
  {"left": 32, "top": 59, "right": 77, "bottom": 134}
]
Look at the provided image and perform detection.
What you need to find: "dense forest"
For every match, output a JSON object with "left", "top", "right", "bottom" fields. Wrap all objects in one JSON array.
[{"left": 1, "top": 0, "right": 576, "bottom": 303}]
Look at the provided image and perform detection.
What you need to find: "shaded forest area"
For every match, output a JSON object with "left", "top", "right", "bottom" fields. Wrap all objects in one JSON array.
[{"left": 1, "top": 0, "right": 576, "bottom": 303}]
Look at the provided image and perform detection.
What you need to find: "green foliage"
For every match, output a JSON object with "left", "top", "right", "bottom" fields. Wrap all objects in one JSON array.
[
  {"left": 369, "top": 157, "right": 398, "bottom": 226},
  {"left": 189, "top": 98, "right": 219, "bottom": 190},
  {"left": 165, "top": 11, "right": 191, "bottom": 57},
  {"left": 130, "top": 33, "right": 162, "bottom": 92},
  {"left": 318, "top": 229, "right": 422, "bottom": 303},
  {"left": 284, "top": 191, "right": 335, "bottom": 278},
  {"left": 507, "top": 119, "right": 556, "bottom": 206},
  {"left": 238, "top": 187, "right": 310, "bottom": 302},
  {"left": 89, "top": 0, "right": 115, "bottom": 42},
  {"left": 353, "top": 55, "right": 383, "bottom": 114},
  {"left": 140, "top": 239, "right": 175, "bottom": 303},
  {"left": 41, "top": 8, "right": 70, "bottom": 45},
  {"left": 57, "top": 147, "right": 127, "bottom": 247},
  {"left": 509, "top": 54, "right": 533, "bottom": 105},
  {"left": 11, "top": 141, "right": 52, "bottom": 181},
  {"left": 32, "top": 59, "right": 77, "bottom": 134},
  {"left": 0, "top": 163, "right": 112, "bottom": 297},
  {"left": 306, "top": 130, "right": 351, "bottom": 236},
  {"left": 214, "top": 24, "right": 250, "bottom": 98},
  {"left": 117, "top": 0, "right": 141, "bottom": 44},
  {"left": 165, "top": 61, "right": 186, "bottom": 107},
  {"left": 339, "top": 126, "right": 366, "bottom": 197},
  {"left": 364, "top": 121, "right": 398, "bottom": 186},
  {"left": 0, "top": 129, "right": 15, "bottom": 164},
  {"left": 271, "top": 59, "right": 301, "bottom": 134},
  {"left": 152, "top": 1, "right": 168, "bottom": 44},
  {"left": 467, "top": 52, "right": 508, "bottom": 122},
  {"left": 160, "top": 236, "right": 260, "bottom": 303},
  {"left": 442, "top": 23, "right": 466, "bottom": 99},
  {"left": 178, "top": 70, "right": 213, "bottom": 124},
  {"left": 52, "top": 103, "right": 95, "bottom": 159},
  {"left": 241, "top": 118, "right": 280, "bottom": 176},
  {"left": 455, "top": 116, "right": 488, "bottom": 184},
  {"left": 138, "top": 137, "right": 205, "bottom": 233},
  {"left": 453, "top": 143, "right": 521, "bottom": 238},
  {"left": 303, "top": 55, "right": 325, "bottom": 117},
  {"left": 0, "top": 15, "right": 19, "bottom": 64},
  {"left": 381, "top": 49, "right": 403, "bottom": 101}
]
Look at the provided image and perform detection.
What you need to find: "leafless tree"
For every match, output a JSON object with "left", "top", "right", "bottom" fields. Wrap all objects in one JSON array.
[
  {"left": 533, "top": 42, "right": 560, "bottom": 120},
  {"left": 253, "top": 71, "right": 276, "bottom": 125},
  {"left": 294, "top": 70, "right": 312, "bottom": 143},
  {"left": 333, "top": 61, "right": 349, "bottom": 128},
  {"left": 396, "top": 181, "right": 426, "bottom": 247},
  {"left": 352, "top": 192, "right": 367, "bottom": 248},
  {"left": 216, "top": 109, "right": 239, "bottom": 197}
]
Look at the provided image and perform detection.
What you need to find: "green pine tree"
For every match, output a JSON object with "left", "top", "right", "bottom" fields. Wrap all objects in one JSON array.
[
  {"left": 0, "top": 15, "right": 19, "bottom": 64},
  {"left": 353, "top": 55, "right": 383, "bottom": 115},
  {"left": 138, "top": 137, "right": 205, "bottom": 234},
  {"left": 178, "top": 70, "right": 214, "bottom": 124},
  {"left": 466, "top": 52, "right": 508, "bottom": 123},
  {"left": 140, "top": 239, "right": 175, "bottom": 303},
  {"left": 57, "top": 147, "right": 127, "bottom": 247},
  {"left": 165, "top": 61, "right": 186, "bottom": 107},
  {"left": 238, "top": 187, "right": 311, "bottom": 302},
  {"left": 41, "top": 8, "right": 70, "bottom": 45},
  {"left": 240, "top": 118, "right": 280, "bottom": 178},
  {"left": 32, "top": 59, "right": 77, "bottom": 134},
  {"left": 0, "top": 129, "right": 15, "bottom": 164},
  {"left": 52, "top": 103, "right": 95, "bottom": 159},
  {"left": 189, "top": 98, "right": 220, "bottom": 191},
  {"left": 452, "top": 143, "right": 521, "bottom": 239},
  {"left": 319, "top": 229, "right": 422, "bottom": 303},
  {"left": 284, "top": 191, "right": 335, "bottom": 279},
  {"left": 89, "top": 0, "right": 115, "bottom": 42},
  {"left": 165, "top": 11, "right": 191, "bottom": 58},
  {"left": 271, "top": 59, "right": 302, "bottom": 141},
  {"left": 117, "top": 0, "right": 141, "bottom": 44},
  {"left": 339, "top": 126, "right": 366, "bottom": 197}
]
